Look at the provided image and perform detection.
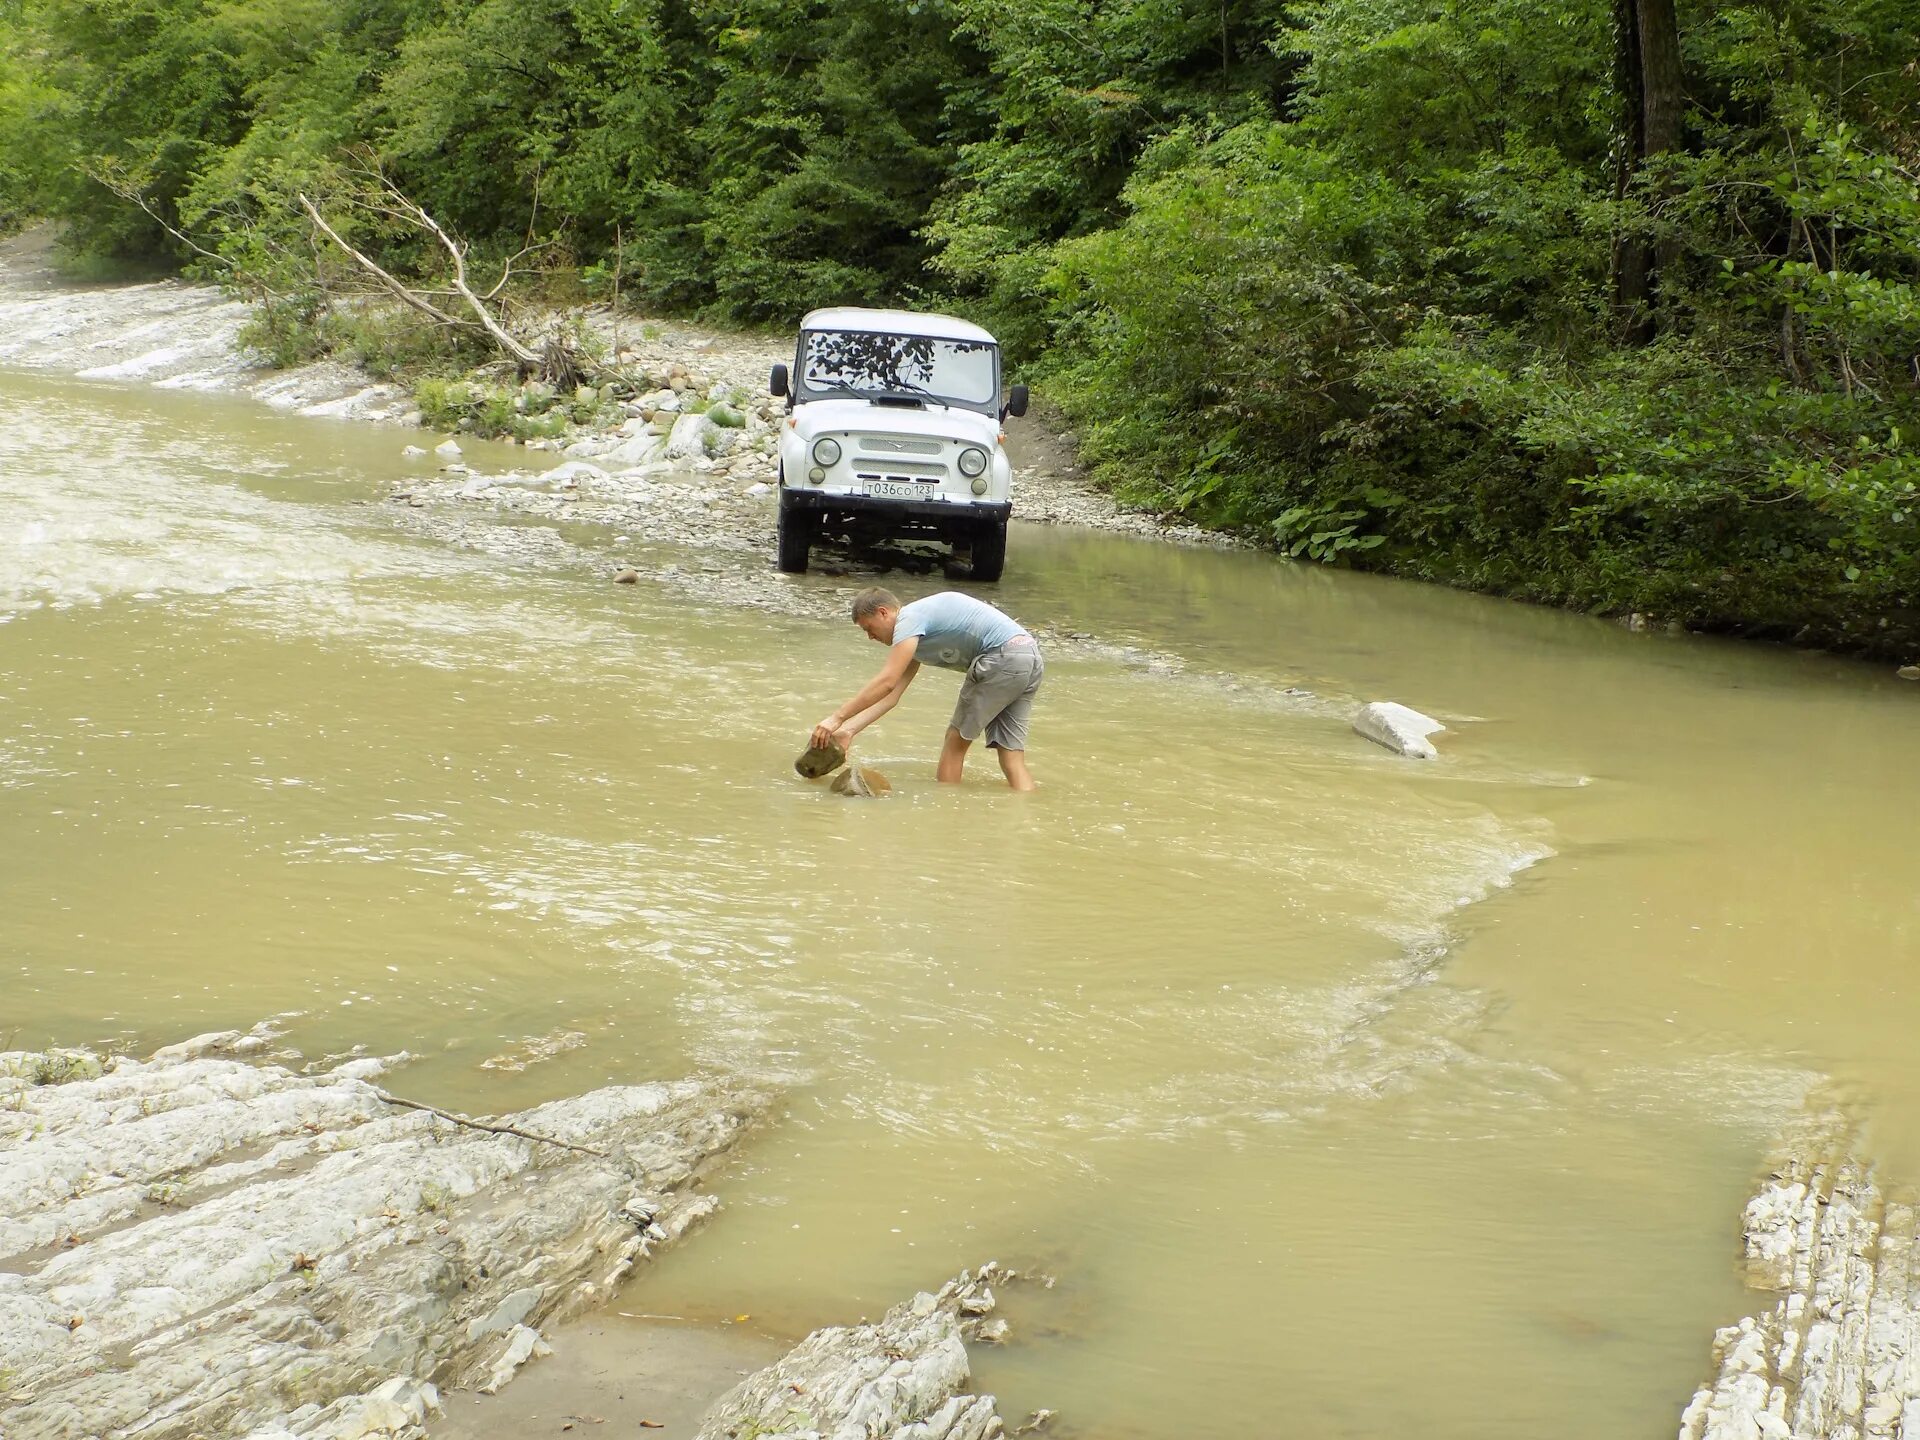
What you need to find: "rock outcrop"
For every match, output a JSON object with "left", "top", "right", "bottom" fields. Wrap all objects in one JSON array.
[
  {"left": 0, "top": 1030, "right": 771, "bottom": 1440},
  {"left": 696, "top": 1264, "right": 1023, "bottom": 1440},
  {"left": 1679, "top": 1107, "right": 1920, "bottom": 1440}
]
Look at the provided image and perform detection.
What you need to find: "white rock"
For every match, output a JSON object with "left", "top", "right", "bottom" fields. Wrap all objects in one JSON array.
[
  {"left": 664, "top": 412, "right": 720, "bottom": 461},
  {"left": 696, "top": 1266, "right": 1018, "bottom": 1440},
  {"left": 478, "top": 1323, "right": 551, "bottom": 1394},
  {"left": 1352, "top": 701, "right": 1446, "bottom": 760},
  {"left": 541, "top": 461, "right": 611, "bottom": 488},
  {"left": 432, "top": 440, "right": 462, "bottom": 461},
  {"left": 602, "top": 435, "right": 666, "bottom": 469},
  {"left": 745, "top": 483, "right": 771, "bottom": 498},
  {"left": 400, "top": 446, "right": 426, "bottom": 460}
]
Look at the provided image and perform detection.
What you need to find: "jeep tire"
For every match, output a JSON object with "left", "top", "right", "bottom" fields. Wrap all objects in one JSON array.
[
  {"left": 969, "top": 516, "right": 1008, "bottom": 582},
  {"left": 776, "top": 487, "right": 812, "bottom": 573}
]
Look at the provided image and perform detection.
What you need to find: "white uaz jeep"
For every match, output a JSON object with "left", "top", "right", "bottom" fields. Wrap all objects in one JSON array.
[{"left": 770, "top": 306, "right": 1028, "bottom": 580}]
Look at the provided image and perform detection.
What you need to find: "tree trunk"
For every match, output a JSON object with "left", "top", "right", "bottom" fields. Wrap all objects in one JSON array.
[{"left": 1611, "top": 0, "right": 1683, "bottom": 343}]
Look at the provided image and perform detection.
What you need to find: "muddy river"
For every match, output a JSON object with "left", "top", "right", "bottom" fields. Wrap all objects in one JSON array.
[{"left": 4, "top": 365, "right": 1918, "bottom": 1437}]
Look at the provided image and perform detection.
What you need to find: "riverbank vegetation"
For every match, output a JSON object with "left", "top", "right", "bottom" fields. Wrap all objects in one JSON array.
[{"left": 1, "top": 0, "right": 1915, "bottom": 651}]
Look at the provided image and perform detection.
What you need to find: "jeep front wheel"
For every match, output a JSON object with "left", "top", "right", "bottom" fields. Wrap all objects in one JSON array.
[
  {"left": 969, "top": 517, "right": 1008, "bottom": 582},
  {"left": 776, "top": 489, "right": 813, "bottom": 574}
]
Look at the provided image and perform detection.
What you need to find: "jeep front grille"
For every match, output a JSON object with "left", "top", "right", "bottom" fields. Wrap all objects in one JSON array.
[
  {"left": 850, "top": 459, "right": 948, "bottom": 481},
  {"left": 857, "top": 437, "right": 943, "bottom": 456}
]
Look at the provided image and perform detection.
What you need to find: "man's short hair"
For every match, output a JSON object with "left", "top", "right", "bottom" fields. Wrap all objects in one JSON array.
[{"left": 850, "top": 587, "right": 899, "bottom": 620}]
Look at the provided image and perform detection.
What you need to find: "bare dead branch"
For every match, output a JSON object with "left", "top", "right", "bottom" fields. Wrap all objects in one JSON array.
[
  {"left": 297, "top": 192, "right": 464, "bottom": 330},
  {"left": 369, "top": 1087, "right": 612, "bottom": 1160}
]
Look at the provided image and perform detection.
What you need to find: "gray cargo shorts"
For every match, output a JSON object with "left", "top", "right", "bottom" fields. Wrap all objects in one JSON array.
[{"left": 951, "top": 638, "right": 1045, "bottom": 751}]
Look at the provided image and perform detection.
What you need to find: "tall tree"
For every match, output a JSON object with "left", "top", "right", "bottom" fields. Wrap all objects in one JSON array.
[{"left": 1611, "top": 0, "right": 1684, "bottom": 341}]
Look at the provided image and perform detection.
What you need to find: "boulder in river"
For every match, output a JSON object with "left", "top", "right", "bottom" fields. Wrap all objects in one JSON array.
[
  {"left": 1352, "top": 701, "right": 1446, "bottom": 759},
  {"left": 433, "top": 439, "right": 462, "bottom": 460},
  {"left": 1898, "top": 665, "right": 1919, "bottom": 680},
  {"left": 0, "top": 1031, "right": 773, "bottom": 1440},
  {"left": 830, "top": 765, "right": 891, "bottom": 797}
]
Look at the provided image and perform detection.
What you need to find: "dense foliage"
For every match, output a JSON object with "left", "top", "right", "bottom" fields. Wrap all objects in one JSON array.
[{"left": 1, "top": 0, "right": 1915, "bottom": 649}]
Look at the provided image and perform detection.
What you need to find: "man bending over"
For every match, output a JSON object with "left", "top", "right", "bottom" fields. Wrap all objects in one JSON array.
[{"left": 811, "top": 588, "right": 1044, "bottom": 791}]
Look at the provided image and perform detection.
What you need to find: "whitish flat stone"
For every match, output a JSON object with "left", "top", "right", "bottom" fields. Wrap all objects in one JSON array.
[
  {"left": 433, "top": 440, "right": 462, "bottom": 460},
  {"left": 0, "top": 1035, "right": 772, "bottom": 1440},
  {"left": 695, "top": 1265, "right": 1022, "bottom": 1440},
  {"left": 1352, "top": 701, "right": 1446, "bottom": 759}
]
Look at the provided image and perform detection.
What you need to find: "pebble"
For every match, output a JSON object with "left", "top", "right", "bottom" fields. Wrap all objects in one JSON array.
[{"left": 1898, "top": 665, "right": 1919, "bottom": 680}]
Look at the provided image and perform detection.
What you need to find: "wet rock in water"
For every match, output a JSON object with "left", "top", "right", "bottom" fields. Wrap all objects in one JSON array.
[
  {"left": 434, "top": 439, "right": 463, "bottom": 460},
  {"left": 0, "top": 1034, "right": 772, "bottom": 1440},
  {"left": 1352, "top": 701, "right": 1446, "bottom": 760},
  {"left": 401, "top": 445, "right": 427, "bottom": 459},
  {"left": 795, "top": 740, "right": 847, "bottom": 779},
  {"left": 695, "top": 1265, "right": 1022, "bottom": 1440},
  {"left": 829, "top": 766, "right": 891, "bottom": 797},
  {"left": 1678, "top": 1104, "right": 1920, "bottom": 1440},
  {"left": 614, "top": 568, "right": 641, "bottom": 584},
  {"left": 1898, "top": 665, "right": 1920, "bottom": 680}
]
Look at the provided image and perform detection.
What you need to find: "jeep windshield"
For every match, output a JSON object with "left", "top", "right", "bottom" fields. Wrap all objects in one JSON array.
[{"left": 798, "top": 330, "right": 998, "bottom": 412}]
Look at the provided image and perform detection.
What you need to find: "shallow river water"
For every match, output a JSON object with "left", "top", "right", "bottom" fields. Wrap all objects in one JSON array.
[{"left": 5, "top": 367, "right": 1920, "bottom": 1437}]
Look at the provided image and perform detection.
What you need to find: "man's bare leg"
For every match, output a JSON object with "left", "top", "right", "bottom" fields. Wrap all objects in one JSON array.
[
  {"left": 995, "top": 747, "right": 1036, "bottom": 792},
  {"left": 937, "top": 727, "right": 971, "bottom": 784}
]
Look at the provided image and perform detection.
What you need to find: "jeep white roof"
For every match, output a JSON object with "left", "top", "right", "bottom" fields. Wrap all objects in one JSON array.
[{"left": 800, "top": 306, "right": 997, "bottom": 346}]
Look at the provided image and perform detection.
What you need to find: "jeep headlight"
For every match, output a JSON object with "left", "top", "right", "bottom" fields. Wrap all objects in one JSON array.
[
  {"left": 957, "top": 446, "right": 989, "bottom": 478},
  {"left": 811, "top": 437, "right": 842, "bottom": 466}
]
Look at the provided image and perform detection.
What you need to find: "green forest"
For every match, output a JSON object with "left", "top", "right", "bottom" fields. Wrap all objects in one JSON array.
[{"left": 2, "top": 0, "right": 1916, "bottom": 651}]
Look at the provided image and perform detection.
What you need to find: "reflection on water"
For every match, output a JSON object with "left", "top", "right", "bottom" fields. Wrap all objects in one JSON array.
[{"left": 4, "top": 370, "right": 1918, "bottom": 1438}]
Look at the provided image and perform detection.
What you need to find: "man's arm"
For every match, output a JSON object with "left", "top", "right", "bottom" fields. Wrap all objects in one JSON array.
[
  {"left": 814, "top": 641, "right": 919, "bottom": 746},
  {"left": 837, "top": 662, "right": 919, "bottom": 742}
]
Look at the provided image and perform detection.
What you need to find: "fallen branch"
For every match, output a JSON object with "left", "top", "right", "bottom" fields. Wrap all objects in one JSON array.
[
  {"left": 297, "top": 162, "right": 617, "bottom": 388},
  {"left": 368, "top": 1086, "right": 611, "bottom": 1160}
]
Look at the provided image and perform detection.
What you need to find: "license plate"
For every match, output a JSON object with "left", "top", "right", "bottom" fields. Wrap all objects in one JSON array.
[{"left": 865, "top": 481, "right": 931, "bottom": 500}]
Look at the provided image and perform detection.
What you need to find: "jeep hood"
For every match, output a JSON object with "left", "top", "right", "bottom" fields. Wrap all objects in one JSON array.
[{"left": 791, "top": 398, "right": 999, "bottom": 444}]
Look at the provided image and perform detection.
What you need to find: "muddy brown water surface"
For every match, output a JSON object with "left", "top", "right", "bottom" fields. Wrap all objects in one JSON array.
[{"left": 5, "top": 365, "right": 1920, "bottom": 1437}]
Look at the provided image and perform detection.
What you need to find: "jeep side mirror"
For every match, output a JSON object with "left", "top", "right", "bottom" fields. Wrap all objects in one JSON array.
[
  {"left": 770, "top": 363, "right": 789, "bottom": 397},
  {"left": 1003, "top": 383, "right": 1029, "bottom": 419}
]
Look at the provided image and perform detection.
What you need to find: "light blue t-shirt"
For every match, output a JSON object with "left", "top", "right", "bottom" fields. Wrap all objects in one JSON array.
[{"left": 894, "top": 592, "right": 1028, "bottom": 670}]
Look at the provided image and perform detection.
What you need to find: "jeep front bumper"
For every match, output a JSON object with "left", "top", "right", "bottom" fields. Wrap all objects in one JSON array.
[{"left": 782, "top": 488, "right": 1010, "bottom": 526}]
